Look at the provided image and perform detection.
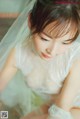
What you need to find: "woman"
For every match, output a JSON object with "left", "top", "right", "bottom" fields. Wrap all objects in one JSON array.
[{"left": 0, "top": 0, "right": 80, "bottom": 119}]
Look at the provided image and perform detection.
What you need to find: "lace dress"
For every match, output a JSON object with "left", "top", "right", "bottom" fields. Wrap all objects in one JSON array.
[{"left": 0, "top": 36, "right": 80, "bottom": 116}]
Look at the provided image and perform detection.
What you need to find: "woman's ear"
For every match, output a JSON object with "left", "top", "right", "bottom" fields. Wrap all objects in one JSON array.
[{"left": 28, "top": 13, "right": 31, "bottom": 29}]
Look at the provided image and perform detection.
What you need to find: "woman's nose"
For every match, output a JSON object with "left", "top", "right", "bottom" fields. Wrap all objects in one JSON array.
[
  {"left": 46, "top": 44, "right": 56, "bottom": 55},
  {"left": 46, "top": 48, "right": 51, "bottom": 54}
]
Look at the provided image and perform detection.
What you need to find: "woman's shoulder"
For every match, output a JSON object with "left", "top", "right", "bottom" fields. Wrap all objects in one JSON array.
[
  {"left": 70, "top": 36, "right": 80, "bottom": 60},
  {"left": 58, "top": 35, "right": 80, "bottom": 77},
  {"left": 66, "top": 35, "right": 80, "bottom": 70}
]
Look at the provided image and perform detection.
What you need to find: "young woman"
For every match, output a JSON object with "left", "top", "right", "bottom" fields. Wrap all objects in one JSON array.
[{"left": 0, "top": 0, "right": 80, "bottom": 119}]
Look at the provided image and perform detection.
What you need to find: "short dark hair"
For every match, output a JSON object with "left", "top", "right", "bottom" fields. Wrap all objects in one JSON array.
[{"left": 30, "top": 0, "right": 80, "bottom": 42}]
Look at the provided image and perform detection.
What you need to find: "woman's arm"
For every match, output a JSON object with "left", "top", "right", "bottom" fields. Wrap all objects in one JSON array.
[
  {"left": 21, "top": 59, "right": 80, "bottom": 119},
  {"left": 47, "top": 58, "right": 80, "bottom": 119},
  {"left": 0, "top": 48, "right": 18, "bottom": 91},
  {"left": 54, "top": 58, "right": 80, "bottom": 111}
]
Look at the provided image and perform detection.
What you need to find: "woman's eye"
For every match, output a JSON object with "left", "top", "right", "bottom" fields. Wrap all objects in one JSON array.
[
  {"left": 62, "top": 41, "right": 72, "bottom": 45},
  {"left": 62, "top": 39, "right": 73, "bottom": 45},
  {"left": 41, "top": 37, "right": 49, "bottom": 41},
  {"left": 62, "top": 42, "right": 69, "bottom": 45}
]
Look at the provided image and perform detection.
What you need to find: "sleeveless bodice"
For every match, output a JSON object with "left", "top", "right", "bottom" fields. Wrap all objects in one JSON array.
[{"left": 15, "top": 36, "right": 80, "bottom": 107}]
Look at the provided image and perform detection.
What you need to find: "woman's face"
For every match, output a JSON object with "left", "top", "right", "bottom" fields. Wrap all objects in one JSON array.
[{"left": 32, "top": 22, "right": 77, "bottom": 61}]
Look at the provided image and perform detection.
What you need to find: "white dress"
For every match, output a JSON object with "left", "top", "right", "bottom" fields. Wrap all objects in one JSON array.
[
  {"left": 15, "top": 36, "right": 80, "bottom": 106},
  {"left": 1, "top": 35, "right": 80, "bottom": 116}
]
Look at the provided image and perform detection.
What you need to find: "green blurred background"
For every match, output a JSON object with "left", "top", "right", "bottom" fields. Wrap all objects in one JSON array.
[{"left": 0, "top": 0, "right": 28, "bottom": 41}]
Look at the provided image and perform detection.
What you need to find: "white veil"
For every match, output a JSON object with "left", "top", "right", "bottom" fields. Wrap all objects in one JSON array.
[
  {"left": 1, "top": 0, "right": 80, "bottom": 117},
  {"left": 0, "top": 0, "right": 40, "bottom": 116},
  {"left": 0, "top": 0, "right": 36, "bottom": 69}
]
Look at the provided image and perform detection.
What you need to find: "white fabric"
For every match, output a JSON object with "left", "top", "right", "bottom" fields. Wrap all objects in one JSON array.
[
  {"left": 0, "top": 0, "right": 38, "bottom": 116},
  {"left": 14, "top": 35, "right": 80, "bottom": 107},
  {"left": 0, "top": 0, "right": 36, "bottom": 70},
  {"left": 0, "top": 0, "right": 80, "bottom": 117},
  {"left": 48, "top": 104, "right": 73, "bottom": 119}
]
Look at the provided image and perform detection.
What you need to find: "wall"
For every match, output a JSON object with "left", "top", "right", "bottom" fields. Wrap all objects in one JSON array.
[{"left": 0, "top": 0, "right": 27, "bottom": 13}]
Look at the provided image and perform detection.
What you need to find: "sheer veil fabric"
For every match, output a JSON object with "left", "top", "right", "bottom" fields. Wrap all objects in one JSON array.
[
  {"left": 0, "top": 0, "right": 36, "bottom": 70},
  {"left": 0, "top": 0, "right": 80, "bottom": 118},
  {"left": 0, "top": 0, "right": 41, "bottom": 116}
]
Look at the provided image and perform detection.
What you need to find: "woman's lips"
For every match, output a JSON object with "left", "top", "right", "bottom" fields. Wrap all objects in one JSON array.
[{"left": 41, "top": 52, "right": 52, "bottom": 59}]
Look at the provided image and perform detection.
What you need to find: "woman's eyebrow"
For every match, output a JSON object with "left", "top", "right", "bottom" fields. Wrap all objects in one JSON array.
[
  {"left": 42, "top": 32, "right": 76, "bottom": 42},
  {"left": 64, "top": 35, "right": 76, "bottom": 42},
  {"left": 42, "top": 32, "right": 52, "bottom": 39},
  {"left": 64, "top": 38, "right": 73, "bottom": 41}
]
